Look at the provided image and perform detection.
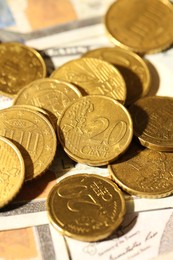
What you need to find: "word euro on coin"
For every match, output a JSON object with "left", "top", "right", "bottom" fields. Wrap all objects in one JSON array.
[
  {"left": 58, "top": 95, "right": 133, "bottom": 166},
  {"left": 47, "top": 173, "right": 126, "bottom": 242},
  {"left": 109, "top": 140, "right": 173, "bottom": 198},
  {"left": 13, "top": 78, "right": 82, "bottom": 126},
  {"left": 83, "top": 47, "right": 151, "bottom": 106},
  {"left": 51, "top": 57, "right": 126, "bottom": 104},
  {"left": 0, "top": 106, "right": 57, "bottom": 181},
  {"left": 0, "top": 136, "right": 25, "bottom": 208},
  {"left": 0, "top": 42, "right": 46, "bottom": 96},
  {"left": 105, "top": 0, "right": 173, "bottom": 54},
  {"left": 129, "top": 96, "right": 173, "bottom": 151}
]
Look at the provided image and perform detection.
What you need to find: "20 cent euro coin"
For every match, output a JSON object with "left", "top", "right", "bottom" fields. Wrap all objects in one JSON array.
[
  {"left": 47, "top": 173, "right": 126, "bottom": 242},
  {"left": 57, "top": 95, "right": 133, "bottom": 166}
]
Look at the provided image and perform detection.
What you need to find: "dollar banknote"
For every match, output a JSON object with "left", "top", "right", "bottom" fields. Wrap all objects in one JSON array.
[{"left": 1, "top": 1, "right": 173, "bottom": 259}]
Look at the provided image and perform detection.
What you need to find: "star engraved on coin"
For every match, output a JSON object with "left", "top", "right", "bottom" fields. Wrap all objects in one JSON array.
[
  {"left": 0, "top": 42, "right": 46, "bottom": 96},
  {"left": 0, "top": 106, "right": 57, "bottom": 181},
  {"left": 13, "top": 78, "right": 82, "bottom": 126}
]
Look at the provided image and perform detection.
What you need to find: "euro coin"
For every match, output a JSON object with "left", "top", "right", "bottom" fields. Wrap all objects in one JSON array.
[
  {"left": 0, "top": 136, "right": 25, "bottom": 208},
  {"left": 51, "top": 57, "right": 126, "bottom": 104},
  {"left": 109, "top": 141, "right": 173, "bottom": 198},
  {"left": 12, "top": 104, "right": 56, "bottom": 131},
  {"left": 83, "top": 47, "right": 151, "bottom": 105},
  {"left": 0, "top": 106, "right": 57, "bottom": 181},
  {"left": 58, "top": 95, "right": 133, "bottom": 166},
  {"left": 0, "top": 42, "right": 46, "bottom": 96},
  {"left": 47, "top": 173, "right": 126, "bottom": 241},
  {"left": 13, "top": 78, "right": 82, "bottom": 127},
  {"left": 105, "top": 0, "right": 173, "bottom": 54},
  {"left": 129, "top": 96, "right": 173, "bottom": 151}
]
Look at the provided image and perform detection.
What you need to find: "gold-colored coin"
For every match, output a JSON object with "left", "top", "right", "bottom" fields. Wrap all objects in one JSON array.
[
  {"left": 0, "top": 106, "right": 57, "bottom": 181},
  {"left": 0, "top": 136, "right": 25, "bottom": 208},
  {"left": 58, "top": 95, "right": 133, "bottom": 166},
  {"left": 109, "top": 140, "right": 173, "bottom": 198},
  {"left": 51, "top": 57, "right": 126, "bottom": 104},
  {"left": 83, "top": 47, "right": 151, "bottom": 106},
  {"left": 13, "top": 78, "right": 82, "bottom": 126},
  {"left": 47, "top": 173, "right": 126, "bottom": 242},
  {"left": 105, "top": 0, "right": 173, "bottom": 54},
  {"left": 129, "top": 96, "right": 173, "bottom": 151},
  {"left": 12, "top": 104, "right": 56, "bottom": 131},
  {"left": 0, "top": 42, "right": 46, "bottom": 96}
]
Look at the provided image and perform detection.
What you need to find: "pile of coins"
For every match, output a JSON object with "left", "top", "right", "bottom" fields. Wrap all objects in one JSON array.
[{"left": 1, "top": 0, "right": 173, "bottom": 242}]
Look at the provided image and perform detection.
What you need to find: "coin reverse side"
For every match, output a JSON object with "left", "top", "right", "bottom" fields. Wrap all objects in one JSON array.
[
  {"left": 58, "top": 95, "right": 133, "bottom": 166},
  {"left": 47, "top": 173, "right": 126, "bottom": 241},
  {"left": 0, "top": 136, "right": 25, "bottom": 208}
]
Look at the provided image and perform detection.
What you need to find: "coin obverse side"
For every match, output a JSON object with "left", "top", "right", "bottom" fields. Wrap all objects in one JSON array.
[
  {"left": 109, "top": 141, "right": 173, "bottom": 198},
  {"left": 0, "top": 106, "right": 57, "bottom": 181},
  {"left": 47, "top": 173, "right": 126, "bottom": 241},
  {"left": 58, "top": 95, "right": 133, "bottom": 166},
  {"left": 0, "top": 42, "right": 46, "bottom": 96},
  {"left": 129, "top": 96, "right": 173, "bottom": 151},
  {"left": 0, "top": 136, "right": 25, "bottom": 208},
  {"left": 105, "top": 0, "right": 173, "bottom": 54},
  {"left": 13, "top": 78, "right": 82, "bottom": 126},
  {"left": 12, "top": 104, "right": 56, "bottom": 131},
  {"left": 83, "top": 47, "right": 151, "bottom": 106},
  {"left": 51, "top": 57, "right": 126, "bottom": 104}
]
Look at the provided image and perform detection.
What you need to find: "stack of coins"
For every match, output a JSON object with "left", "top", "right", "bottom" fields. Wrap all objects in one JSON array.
[
  {"left": 109, "top": 96, "right": 173, "bottom": 199},
  {"left": 1, "top": 0, "right": 173, "bottom": 242}
]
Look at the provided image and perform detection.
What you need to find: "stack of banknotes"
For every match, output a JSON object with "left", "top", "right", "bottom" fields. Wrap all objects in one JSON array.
[{"left": 0, "top": 0, "right": 173, "bottom": 259}]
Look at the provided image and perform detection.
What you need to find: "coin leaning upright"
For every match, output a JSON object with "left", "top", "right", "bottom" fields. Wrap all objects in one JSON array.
[
  {"left": 0, "top": 136, "right": 25, "bottom": 208},
  {"left": 47, "top": 173, "right": 126, "bottom": 242},
  {"left": 0, "top": 42, "right": 46, "bottom": 96},
  {"left": 0, "top": 106, "right": 57, "bottom": 181},
  {"left": 105, "top": 0, "right": 173, "bottom": 54},
  {"left": 83, "top": 47, "right": 151, "bottom": 105},
  {"left": 51, "top": 57, "right": 126, "bottom": 104},
  {"left": 58, "top": 95, "right": 133, "bottom": 166},
  {"left": 129, "top": 96, "right": 173, "bottom": 151}
]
